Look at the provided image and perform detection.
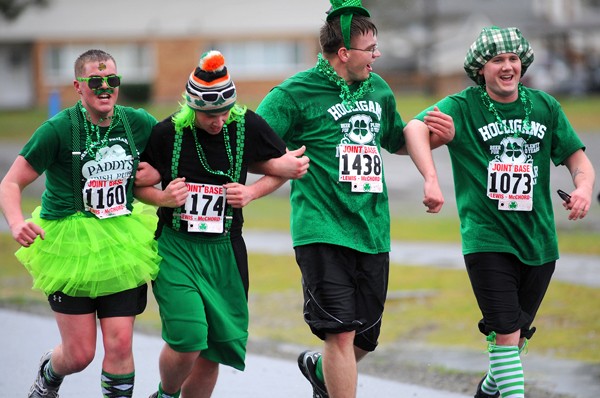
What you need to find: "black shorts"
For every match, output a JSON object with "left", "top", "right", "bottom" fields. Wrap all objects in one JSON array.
[
  {"left": 47, "top": 284, "right": 148, "bottom": 318},
  {"left": 464, "top": 252, "right": 555, "bottom": 339},
  {"left": 294, "top": 243, "right": 389, "bottom": 352}
]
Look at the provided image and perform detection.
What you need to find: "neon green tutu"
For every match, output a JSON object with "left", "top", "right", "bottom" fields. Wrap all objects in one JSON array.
[{"left": 16, "top": 203, "right": 160, "bottom": 298}]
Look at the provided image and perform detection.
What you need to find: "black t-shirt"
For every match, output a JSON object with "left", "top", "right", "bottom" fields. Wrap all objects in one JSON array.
[{"left": 141, "top": 109, "right": 286, "bottom": 238}]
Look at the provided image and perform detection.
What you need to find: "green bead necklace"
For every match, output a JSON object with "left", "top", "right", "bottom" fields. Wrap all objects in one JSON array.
[
  {"left": 78, "top": 101, "right": 120, "bottom": 159},
  {"left": 479, "top": 83, "right": 532, "bottom": 138},
  {"left": 192, "top": 123, "right": 235, "bottom": 181},
  {"left": 170, "top": 118, "right": 246, "bottom": 233},
  {"left": 316, "top": 53, "right": 374, "bottom": 109}
]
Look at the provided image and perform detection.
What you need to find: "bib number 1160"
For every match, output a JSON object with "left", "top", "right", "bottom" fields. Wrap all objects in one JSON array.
[{"left": 85, "top": 184, "right": 126, "bottom": 209}]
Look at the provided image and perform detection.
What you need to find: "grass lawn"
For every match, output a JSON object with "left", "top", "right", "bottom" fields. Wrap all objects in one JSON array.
[
  {"left": 1, "top": 195, "right": 599, "bottom": 363},
  {"left": 1, "top": 94, "right": 600, "bottom": 141}
]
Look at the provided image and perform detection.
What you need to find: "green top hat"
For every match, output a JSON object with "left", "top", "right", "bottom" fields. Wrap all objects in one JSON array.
[{"left": 326, "top": 0, "right": 371, "bottom": 21}]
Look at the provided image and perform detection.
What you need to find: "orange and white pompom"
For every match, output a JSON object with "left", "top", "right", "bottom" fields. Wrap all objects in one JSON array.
[{"left": 199, "top": 51, "right": 226, "bottom": 73}]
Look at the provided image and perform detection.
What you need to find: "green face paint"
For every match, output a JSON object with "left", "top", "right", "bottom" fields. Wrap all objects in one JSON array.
[{"left": 93, "top": 88, "right": 114, "bottom": 96}]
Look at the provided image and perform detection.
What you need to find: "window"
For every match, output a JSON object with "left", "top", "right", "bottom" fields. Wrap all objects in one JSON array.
[
  {"left": 213, "top": 40, "right": 311, "bottom": 79},
  {"left": 45, "top": 43, "right": 154, "bottom": 84}
]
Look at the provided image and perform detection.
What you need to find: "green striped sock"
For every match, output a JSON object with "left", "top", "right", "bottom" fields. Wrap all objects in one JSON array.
[
  {"left": 101, "top": 370, "right": 134, "bottom": 398},
  {"left": 481, "top": 371, "right": 498, "bottom": 395},
  {"left": 488, "top": 345, "right": 524, "bottom": 398}
]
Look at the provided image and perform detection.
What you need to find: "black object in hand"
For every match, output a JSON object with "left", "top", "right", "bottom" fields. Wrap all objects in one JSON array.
[{"left": 557, "top": 189, "right": 571, "bottom": 203}]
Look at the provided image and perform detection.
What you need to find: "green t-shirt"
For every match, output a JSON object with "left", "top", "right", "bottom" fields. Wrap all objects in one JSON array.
[
  {"left": 257, "top": 67, "right": 406, "bottom": 254},
  {"left": 20, "top": 104, "right": 157, "bottom": 220},
  {"left": 416, "top": 86, "right": 584, "bottom": 265}
]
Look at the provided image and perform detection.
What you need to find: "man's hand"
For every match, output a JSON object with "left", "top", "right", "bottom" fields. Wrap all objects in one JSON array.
[
  {"left": 424, "top": 106, "right": 455, "bottom": 148},
  {"left": 562, "top": 186, "right": 593, "bottom": 221},
  {"left": 161, "top": 177, "right": 188, "bottom": 208},
  {"left": 224, "top": 182, "right": 256, "bottom": 208},
  {"left": 11, "top": 221, "right": 45, "bottom": 247},
  {"left": 283, "top": 146, "right": 310, "bottom": 179},
  {"left": 422, "top": 179, "right": 444, "bottom": 213},
  {"left": 135, "top": 162, "right": 161, "bottom": 187},
  {"left": 251, "top": 146, "right": 310, "bottom": 179}
]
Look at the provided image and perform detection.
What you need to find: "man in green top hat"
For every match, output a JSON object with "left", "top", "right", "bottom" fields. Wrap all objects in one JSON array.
[
  {"left": 257, "top": 0, "right": 455, "bottom": 396},
  {"left": 406, "top": 26, "right": 595, "bottom": 398}
]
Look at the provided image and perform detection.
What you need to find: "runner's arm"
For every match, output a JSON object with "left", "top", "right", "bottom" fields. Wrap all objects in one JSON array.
[
  {"left": 134, "top": 177, "right": 188, "bottom": 208},
  {"left": 562, "top": 149, "right": 595, "bottom": 220},
  {"left": 0, "top": 155, "right": 45, "bottom": 245},
  {"left": 398, "top": 120, "right": 444, "bottom": 213},
  {"left": 224, "top": 176, "right": 287, "bottom": 208}
]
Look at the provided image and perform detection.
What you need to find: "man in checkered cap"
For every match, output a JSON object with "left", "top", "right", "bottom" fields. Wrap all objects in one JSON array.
[{"left": 405, "top": 26, "right": 595, "bottom": 398}]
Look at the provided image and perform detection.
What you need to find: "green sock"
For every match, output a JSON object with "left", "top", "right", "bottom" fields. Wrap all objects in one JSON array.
[
  {"left": 488, "top": 345, "right": 524, "bottom": 398},
  {"left": 481, "top": 371, "right": 498, "bottom": 395},
  {"left": 158, "top": 382, "right": 181, "bottom": 398},
  {"left": 43, "top": 360, "right": 64, "bottom": 387},
  {"left": 101, "top": 370, "right": 134, "bottom": 398},
  {"left": 315, "top": 355, "right": 325, "bottom": 384}
]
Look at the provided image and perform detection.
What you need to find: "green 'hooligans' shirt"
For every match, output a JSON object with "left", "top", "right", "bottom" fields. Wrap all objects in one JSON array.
[
  {"left": 257, "top": 67, "right": 406, "bottom": 254},
  {"left": 416, "top": 86, "right": 584, "bottom": 265}
]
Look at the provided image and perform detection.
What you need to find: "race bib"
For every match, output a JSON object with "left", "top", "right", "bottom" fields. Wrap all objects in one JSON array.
[
  {"left": 83, "top": 178, "right": 131, "bottom": 219},
  {"left": 487, "top": 162, "right": 533, "bottom": 211},
  {"left": 338, "top": 144, "right": 383, "bottom": 193},
  {"left": 181, "top": 183, "right": 226, "bottom": 233}
]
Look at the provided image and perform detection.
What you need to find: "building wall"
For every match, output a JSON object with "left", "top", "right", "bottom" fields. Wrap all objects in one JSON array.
[
  {"left": 153, "top": 39, "right": 204, "bottom": 104},
  {"left": 26, "top": 34, "right": 321, "bottom": 109}
]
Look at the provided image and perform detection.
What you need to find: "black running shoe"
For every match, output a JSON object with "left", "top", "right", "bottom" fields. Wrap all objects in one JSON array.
[
  {"left": 297, "top": 350, "right": 329, "bottom": 398},
  {"left": 474, "top": 374, "right": 499, "bottom": 398}
]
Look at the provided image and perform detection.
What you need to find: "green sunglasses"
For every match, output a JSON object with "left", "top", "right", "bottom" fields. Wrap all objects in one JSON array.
[{"left": 77, "top": 75, "right": 122, "bottom": 89}]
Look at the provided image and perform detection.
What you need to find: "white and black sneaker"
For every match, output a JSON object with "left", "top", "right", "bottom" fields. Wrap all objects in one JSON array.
[
  {"left": 297, "top": 350, "right": 329, "bottom": 398},
  {"left": 28, "top": 351, "right": 61, "bottom": 398}
]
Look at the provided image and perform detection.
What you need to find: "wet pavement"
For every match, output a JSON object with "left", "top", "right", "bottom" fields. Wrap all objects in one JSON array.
[{"left": 1, "top": 308, "right": 471, "bottom": 397}]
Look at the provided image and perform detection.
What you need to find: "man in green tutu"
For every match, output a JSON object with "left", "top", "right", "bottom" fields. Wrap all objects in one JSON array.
[{"left": 0, "top": 49, "right": 161, "bottom": 397}]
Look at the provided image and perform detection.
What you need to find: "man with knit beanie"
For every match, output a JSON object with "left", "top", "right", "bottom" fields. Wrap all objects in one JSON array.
[
  {"left": 406, "top": 26, "right": 595, "bottom": 397},
  {"left": 135, "top": 50, "right": 309, "bottom": 398},
  {"left": 256, "top": 1, "right": 455, "bottom": 397}
]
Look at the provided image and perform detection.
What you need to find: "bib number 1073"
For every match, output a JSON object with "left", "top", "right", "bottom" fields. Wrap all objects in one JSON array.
[{"left": 487, "top": 162, "right": 534, "bottom": 211}]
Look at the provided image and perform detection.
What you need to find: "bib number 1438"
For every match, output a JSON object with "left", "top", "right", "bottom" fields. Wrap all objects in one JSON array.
[{"left": 338, "top": 144, "right": 383, "bottom": 193}]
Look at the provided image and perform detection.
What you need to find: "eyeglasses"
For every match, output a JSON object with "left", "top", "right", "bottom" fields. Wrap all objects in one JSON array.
[
  {"left": 348, "top": 45, "right": 379, "bottom": 56},
  {"left": 197, "top": 86, "right": 236, "bottom": 103},
  {"left": 77, "top": 75, "right": 122, "bottom": 89}
]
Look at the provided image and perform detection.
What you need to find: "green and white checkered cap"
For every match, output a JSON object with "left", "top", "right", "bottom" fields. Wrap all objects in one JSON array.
[{"left": 464, "top": 26, "right": 534, "bottom": 84}]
